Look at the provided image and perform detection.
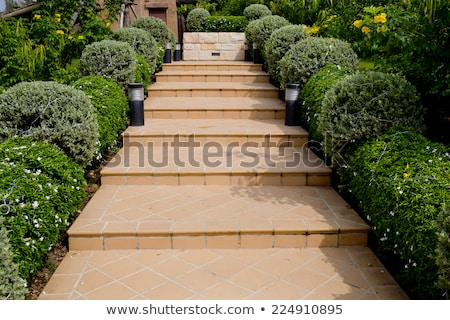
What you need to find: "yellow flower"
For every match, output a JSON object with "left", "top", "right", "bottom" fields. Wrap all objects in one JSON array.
[
  {"left": 405, "top": 164, "right": 410, "bottom": 170},
  {"left": 329, "top": 15, "right": 337, "bottom": 21},
  {"left": 56, "top": 29, "right": 64, "bottom": 35},
  {"left": 34, "top": 14, "right": 41, "bottom": 20},
  {"left": 353, "top": 20, "right": 363, "bottom": 28},
  {"left": 374, "top": 13, "right": 387, "bottom": 23},
  {"left": 68, "top": 35, "right": 73, "bottom": 40},
  {"left": 55, "top": 17, "right": 61, "bottom": 23},
  {"left": 306, "top": 26, "right": 320, "bottom": 36},
  {"left": 361, "top": 26, "right": 371, "bottom": 34},
  {"left": 55, "top": 13, "right": 61, "bottom": 18},
  {"left": 403, "top": 173, "right": 411, "bottom": 178},
  {"left": 77, "top": 35, "right": 84, "bottom": 40},
  {"left": 106, "top": 22, "right": 111, "bottom": 27}
]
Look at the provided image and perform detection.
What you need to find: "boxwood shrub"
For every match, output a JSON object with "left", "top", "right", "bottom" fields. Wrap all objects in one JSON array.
[
  {"left": 435, "top": 206, "right": 450, "bottom": 295},
  {"left": 72, "top": 76, "right": 128, "bottom": 161},
  {"left": 186, "top": 8, "right": 211, "bottom": 32},
  {"left": 205, "top": 16, "right": 248, "bottom": 32},
  {"left": 342, "top": 128, "right": 450, "bottom": 299},
  {"left": 299, "top": 64, "right": 356, "bottom": 144},
  {"left": 318, "top": 71, "right": 425, "bottom": 167},
  {"left": 263, "top": 24, "right": 308, "bottom": 87},
  {"left": 0, "top": 137, "right": 86, "bottom": 281},
  {"left": 0, "top": 217, "right": 27, "bottom": 300},
  {"left": 245, "top": 15, "right": 290, "bottom": 51},
  {"left": 0, "top": 81, "right": 99, "bottom": 167},
  {"left": 79, "top": 40, "right": 137, "bottom": 92},
  {"left": 279, "top": 37, "right": 359, "bottom": 91},
  {"left": 243, "top": 4, "right": 272, "bottom": 21},
  {"left": 111, "top": 27, "right": 159, "bottom": 76}
]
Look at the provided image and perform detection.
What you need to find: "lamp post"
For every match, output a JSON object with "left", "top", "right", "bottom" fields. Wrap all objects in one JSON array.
[
  {"left": 164, "top": 42, "right": 172, "bottom": 64},
  {"left": 253, "top": 43, "right": 262, "bottom": 64},
  {"left": 285, "top": 84, "right": 301, "bottom": 126},
  {"left": 128, "top": 83, "right": 144, "bottom": 126},
  {"left": 174, "top": 42, "right": 182, "bottom": 61}
]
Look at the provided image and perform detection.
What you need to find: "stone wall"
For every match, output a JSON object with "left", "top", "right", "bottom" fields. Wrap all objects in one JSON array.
[{"left": 182, "top": 32, "right": 245, "bottom": 61}]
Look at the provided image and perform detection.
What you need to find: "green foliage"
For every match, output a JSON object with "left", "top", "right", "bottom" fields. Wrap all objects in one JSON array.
[
  {"left": 318, "top": 71, "right": 425, "bottom": 167},
  {"left": 131, "top": 16, "right": 176, "bottom": 48},
  {"left": 0, "top": 217, "right": 27, "bottom": 300},
  {"left": 72, "top": 76, "right": 128, "bottom": 161},
  {"left": 186, "top": 8, "right": 211, "bottom": 32},
  {"left": 134, "top": 54, "right": 152, "bottom": 97},
  {"left": 111, "top": 27, "right": 159, "bottom": 76},
  {"left": 79, "top": 40, "right": 137, "bottom": 92},
  {"left": 262, "top": 24, "right": 308, "bottom": 87},
  {"left": 243, "top": 4, "right": 272, "bottom": 21},
  {"left": 342, "top": 129, "right": 450, "bottom": 298},
  {"left": 205, "top": 16, "right": 249, "bottom": 32},
  {"left": 435, "top": 206, "right": 450, "bottom": 296},
  {"left": 0, "top": 137, "right": 86, "bottom": 281},
  {"left": 299, "top": 64, "right": 356, "bottom": 144},
  {"left": 244, "top": 15, "right": 290, "bottom": 50},
  {"left": 279, "top": 36, "right": 359, "bottom": 90},
  {"left": 0, "top": 81, "right": 99, "bottom": 167}
]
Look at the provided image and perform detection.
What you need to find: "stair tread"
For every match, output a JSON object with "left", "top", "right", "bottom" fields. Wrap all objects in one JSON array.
[
  {"left": 148, "top": 82, "right": 277, "bottom": 90},
  {"left": 39, "top": 246, "right": 408, "bottom": 300},
  {"left": 124, "top": 118, "right": 307, "bottom": 136},
  {"left": 145, "top": 97, "right": 285, "bottom": 111},
  {"left": 68, "top": 185, "right": 369, "bottom": 239},
  {"left": 157, "top": 70, "right": 268, "bottom": 75}
]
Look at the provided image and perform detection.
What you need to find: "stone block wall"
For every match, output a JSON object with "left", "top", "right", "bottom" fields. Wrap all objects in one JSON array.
[{"left": 182, "top": 32, "right": 245, "bottom": 61}]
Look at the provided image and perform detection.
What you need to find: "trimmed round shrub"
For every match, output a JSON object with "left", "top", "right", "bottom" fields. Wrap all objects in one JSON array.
[
  {"left": 0, "top": 137, "right": 86, "bottom": 280},
  {"left": 318, "top": 71, "right": 425, "bottom": 165},
  {"left": 79, "top": 40, "right": 137, "bottom": 92},
  {"left": 111, "top": 27, "right": 158, "bottom": 76},
  {"left": 243, "top": 4, "right": 272, "bottom": 21},
  {"left": 245, "top": 15, "right": 290, "bottom": 51},
  {"left": 0, "top": 81, "right": 99, "bottom": 166},
  {"left": 299, "top": 64, "right": 356, "bottom": 143},
  {"left": 343, "top": 129, "right": 450, "bottom": 298},
  {"left": 72, "top": 76, "right": 128, "bottom": 160},
  {"left": 0, "top": 217, "right": 27, "bottom": 300},
  {"left": 279, "top": 37, "right": 359, "bottom": 91},
  {"left": 131, "top": 16, "right": 176, "bottom": 48},
  {"left": 186, "top": 8, "right": 211, "bottom": 32},
  {"left": 263, "top": 24, "right": 308, "bottom": 87}
]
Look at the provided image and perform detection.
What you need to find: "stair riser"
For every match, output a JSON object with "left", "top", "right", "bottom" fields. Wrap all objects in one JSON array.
[
  {"left": 162, "top": 64, "right": 262, "bottom": 72},
  {"left": 100, "top": 173, "right": 331, "bottom": 187},
  {"left": 68, "top": 233, "right": 368, "bottom": 251},
  {"left": 148, "top": 89, "right": 279, "bottom": 98},
  {"left": 145, "top": 109, "right": 285, "bottom": 120},
  {"left": 156, "top": 74, "right": 269, "bottom": 83}
]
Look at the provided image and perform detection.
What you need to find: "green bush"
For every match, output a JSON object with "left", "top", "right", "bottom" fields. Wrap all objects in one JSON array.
[
  {"left": 279, "top": 36, "right": 359, "bottom": 91},
  {"left": 111, "top": 27, "right": 159, "bottom": 76},
  {"left": 186, "top": 8, "right": 211, "bottom": 32},
  {"left": 318, "top": 71, "right": 425, "bottom": 166},
  {"left": 0, "top": 81, "right": 99, "bottom": 167},
  {"left": 135, "top": 54, "right": 152, "bottom": 97},
  {"left": 262, "top": 24, "right": 308, "bottom": 87},
  {"left": 79, "top": 40, "right": 137, "bottom": 92},
  {"left": 299, "top": 64, "right": 356, "bottom": 144},
  {"left": 0, "top": 217, "right": 27, "bottom": 300},
  {"left": 131, "top": 16, "right": 176, "bottom": 48},
  {"left": 72, "top": 76, "right": 128, "bottom": 161},
  {"left": 243, "top": 4, "right": 272, "bottom": 21},
  {"left": 245, "top": 15, "right": 290, "bottom": 51},
  {"left": 205, "top": 16, "right": 248, "bottom": 32},
  {"left": 435, "top": 206, "right": 450, "bottom": 295},
  {"left": 0, "top": 137, "right": 86, "bottom": 281},
  {"left": 343, "top": 129, "right": 450, "bottom": 298}
]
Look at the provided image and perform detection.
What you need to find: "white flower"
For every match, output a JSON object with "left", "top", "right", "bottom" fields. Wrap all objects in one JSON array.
[
  {"left": 39, "top": 236, "right": 44, "bottom": 241},
  {"left": 35, "top": 169, "right": 41, "bottom": 175},
  {"left": 32, "top": 201, "right": 39, "bottom": 209},
  {"left": 37, "top": 157, "right": 42, "bottom": 161},
  {"left": 389, "top": 211, "right": 395, "bottom": 216},
  {"left": 428, "top": 159, "right": 432, "bottom": 163}
]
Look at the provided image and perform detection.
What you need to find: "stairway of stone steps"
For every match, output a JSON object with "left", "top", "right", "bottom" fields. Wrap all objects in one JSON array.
[{"left": 39, "top": 61, "right": 408, "bottom": 300}]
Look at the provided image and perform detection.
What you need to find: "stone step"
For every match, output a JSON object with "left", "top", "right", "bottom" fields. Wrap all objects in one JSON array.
[
  {"left": 122, "top": 119, "right": 308, "bottom": 147},
  {"left": 100, "top": 145, "right": 331, "bottom": 186},
  {"left": 67, "top": 185, "right": 369, "bottom": 251},
  {"left": 155, "top": 70, "right": 270, "bottom": 83},
  {"left": 148, "top": 82, "right": 279, "bottom": 98},
  {"left": 145, "top": 97, "right": 286, "bottom": 120},
  {"left": 39, "top": 246, "right": 408, "bottom": 300},
  {"left": 162, "top": 61, "right": 262, "bottom": 72}
]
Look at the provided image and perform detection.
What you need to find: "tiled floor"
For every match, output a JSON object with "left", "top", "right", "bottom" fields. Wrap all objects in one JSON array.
[{"left": 39, "top": 247, "right": 408, "bottom": 300}]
